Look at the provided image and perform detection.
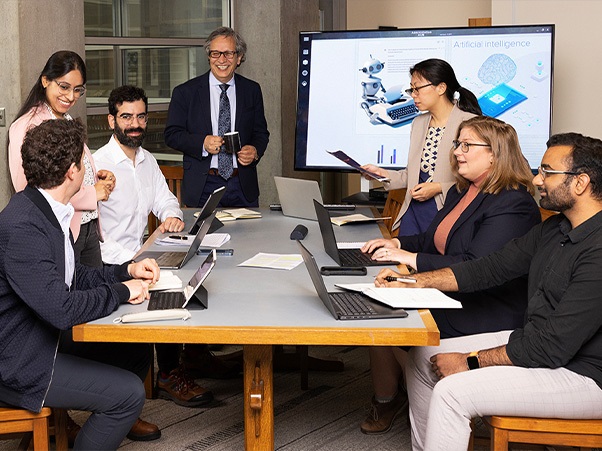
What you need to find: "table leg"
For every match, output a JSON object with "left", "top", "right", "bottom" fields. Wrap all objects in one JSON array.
[{"left": 244, "top": 344, "right": 274, "bottom": 451}]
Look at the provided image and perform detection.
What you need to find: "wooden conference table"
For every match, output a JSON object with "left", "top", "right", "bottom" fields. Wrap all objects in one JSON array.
[{"left": 73, "top": 207, "right": 439, "bottom": 450}]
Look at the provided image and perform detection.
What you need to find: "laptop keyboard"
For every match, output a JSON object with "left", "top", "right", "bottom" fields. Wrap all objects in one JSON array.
[
  {"left": 148, "top": 291, "right": 186, "bottom": 310},
  {"left": 155, "top": 252, "right": 184, "bottom": 267},
  {"left": 339, "top": 249, "right": 394, "bottom": 267},
  {"left": 330, "top": 292, "right": 377, "bottom": 317}
]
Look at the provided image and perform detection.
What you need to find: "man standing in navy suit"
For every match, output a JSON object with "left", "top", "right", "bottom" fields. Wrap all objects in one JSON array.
[{"left": 165, "top": 26, "right": 269, "bottom": 208}]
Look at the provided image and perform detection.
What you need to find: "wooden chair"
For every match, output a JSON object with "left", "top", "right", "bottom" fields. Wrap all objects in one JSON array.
[
  {"left": 147, "top": 165, "right": 184, "bottom": 236},
  {"left": 481, "top": 415, "right": 602, "bottom": 450},
  {"left": 539, "top": 206, "right": 558, "bottom": 221},
  {"left": 0, "top": 406, "right": 68, "bottom": 451},
  {"left": 382, "top": 188, "right": 406, "bottom": 236}
]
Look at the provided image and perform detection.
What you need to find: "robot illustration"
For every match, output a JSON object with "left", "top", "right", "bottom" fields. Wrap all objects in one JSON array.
[{"left": 359, "top": 54, "right": 419, "bottom": 126}]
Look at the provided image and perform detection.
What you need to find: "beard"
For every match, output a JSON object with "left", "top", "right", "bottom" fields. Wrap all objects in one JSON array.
[
  {"left": 114, "top": 123, "right": 147, "bottom": 149},
  {"left": 539, "top": 177, "right": 575, "bottom": 211}
]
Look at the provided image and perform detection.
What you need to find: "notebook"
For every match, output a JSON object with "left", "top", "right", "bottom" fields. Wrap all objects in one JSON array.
[
  {"left": 147, "top": 249, "right": 216, "bottom": 310},
  {"left": 189, "top": 186, "right": 226, "bottom": 235},
  {"left": 297, "top": 241, "right": 407, "bottom": 320},
  {"left": 313, "top": 200, "right": 397, "bottom": 267},
  {"left": 274, "top": 176, "right": 354, "bottom": 221},
  {"left": 135, "top": 211, "right": 216, "bottom": 269}
]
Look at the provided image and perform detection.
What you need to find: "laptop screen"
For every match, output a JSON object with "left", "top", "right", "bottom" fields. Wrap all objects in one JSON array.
[{"left": 183, "top": 249, "right": 216, "bottom": 302}]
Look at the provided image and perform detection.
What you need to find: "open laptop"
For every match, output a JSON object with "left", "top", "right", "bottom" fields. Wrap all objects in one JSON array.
[
  {"left": 297, "top": 241, "right": 407, "bottom": 320},
  {"left": 274, "top": 176, "right": 354, "bottom": 220},
  {"left": 188, "top": 186, "right": 226, "bottom": 235},
  {"left": 148, "top": 249, "right": 216, "bottom": 310},
  {"left": 313, "top": 200, "right": 397, "bottom": 267},
  {"left": 135, "top": 211, "right": 216, "bottom": 269}
]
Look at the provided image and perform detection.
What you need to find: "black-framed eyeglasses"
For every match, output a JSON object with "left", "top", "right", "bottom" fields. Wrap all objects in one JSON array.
[
  {"left": 452, "top": 140, "right": 491, "bottom": 153},
  {"left": 116, "top": 113, "right": 148, "bottom": 125},
  {"left": 208, "top": 50, "right": 238, "bottom": 60},
  {"left": 404, "top": 83, "right": 433, "bottom": 96},
  {"left": 537, "top": 166, "right": 581, "bottom": 180},
  {"left": 53, "top": 80, "right": 86, "bottom": 97}
]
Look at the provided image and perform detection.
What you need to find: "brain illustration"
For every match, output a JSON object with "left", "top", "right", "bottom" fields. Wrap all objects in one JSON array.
[{"left": 478, "top": 54, "right": 517, "bottom": 85}]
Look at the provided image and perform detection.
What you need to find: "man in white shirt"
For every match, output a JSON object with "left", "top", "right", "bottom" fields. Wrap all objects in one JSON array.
[
  {"left": 94, "top": 85, "right": 184, "bottom": 265},
  {"left": 94, "top": 85, "right": 214, "bottom": 408}
]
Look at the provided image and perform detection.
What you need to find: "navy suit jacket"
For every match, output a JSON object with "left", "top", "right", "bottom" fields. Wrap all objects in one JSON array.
[
  {"left": 399, "top": 185, "right": 541, "bottom": 338},
  {"left": 164, "top": 71, "right": 270, "bottom": 207}
]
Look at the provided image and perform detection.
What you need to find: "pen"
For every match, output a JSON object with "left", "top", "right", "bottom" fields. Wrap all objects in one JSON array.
[
  {"left": 384, "top": 275, "right": 417, "bottom": 283},
  {"left": 169, "top": 235, "right": 188, "bottom": 240}
]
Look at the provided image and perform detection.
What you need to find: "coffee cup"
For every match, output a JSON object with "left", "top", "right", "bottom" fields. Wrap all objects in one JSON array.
[{"left": 223, "top": 131, "right": 241, "bottom": 154}]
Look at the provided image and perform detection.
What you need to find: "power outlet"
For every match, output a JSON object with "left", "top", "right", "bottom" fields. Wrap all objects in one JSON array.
[{"left": 0, "top": 108, "right": 5, "bottom": 127}]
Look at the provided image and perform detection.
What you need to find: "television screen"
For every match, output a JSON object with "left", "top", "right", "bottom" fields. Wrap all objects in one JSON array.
[{"left": 295, "top": 25, "right": 555, "bottom": 171}]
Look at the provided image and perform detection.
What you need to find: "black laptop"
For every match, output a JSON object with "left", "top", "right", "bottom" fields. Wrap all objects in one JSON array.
[
  {"left": 297, "top": 241, "right": 407, "bottom": 320},
  {"left": 189, "top": 186, "right": 226, "bottom": 235},
  {"left": 135, "top": 212, "right": 216, "bottom": 269},
  {"left": 313, "top": 200, "right": 397, "bottom": 267}
]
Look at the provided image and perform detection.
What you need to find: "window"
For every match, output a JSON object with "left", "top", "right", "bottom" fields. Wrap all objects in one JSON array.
[{"left": 84, "top": 0, "right": 229, "bottom": 160}]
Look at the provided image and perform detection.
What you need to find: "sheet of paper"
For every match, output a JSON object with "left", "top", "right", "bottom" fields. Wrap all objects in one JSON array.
[
  {"left": 330, "top": 214, "right": 390, "bottom": 226},
  {"left": 238, "top": 253, "right": 303, "bottom": 270},
  {"left": 221, "top": 208, "right": 262, "bottom": 219},
  {"left": 335, "top": 283, "right": 462, "bottom": 309},
  {"left": 156, "top": 233, "right": 231, "bottom": 247},
  {"left": 149, "top": 271, "right": 183, "bottom": 291}
]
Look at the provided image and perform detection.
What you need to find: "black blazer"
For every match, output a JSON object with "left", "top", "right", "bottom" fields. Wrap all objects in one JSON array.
[
  {"left": 399, "top": 185, "right": 541, "bottom": 338},
  {"left": 164, "top": 72, "right": 270, "bottom": 206}
]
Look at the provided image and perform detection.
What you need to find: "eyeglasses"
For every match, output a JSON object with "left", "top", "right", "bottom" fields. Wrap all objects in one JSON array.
[
  {"left": 208, "top": 50, "right": 238, "bottom": 60},
  {"left": 537, "top": 166, "right": 580, "bottom": 180},
  {"left": 53, "top": 80, "right": 86, "bottom": 97},
  {"left": 452, "top": 140, "right": 491, "bottom": 153},
  {"left": 405, "top": 83, "right": 433, "bottom": 96},
  {"left": 116, "top": 113, "right": 148, "bottom": 125}
]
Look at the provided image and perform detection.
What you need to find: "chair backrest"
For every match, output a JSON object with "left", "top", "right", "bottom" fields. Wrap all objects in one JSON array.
[
  {"left": 147, "top": 165, "right": 184, "bottom": 236},
  {"left": 382, "top": 188, "right": 406, "bottom": 236},
  {"left": 539, "top": 206, "right": 558, "bottom": 221}
]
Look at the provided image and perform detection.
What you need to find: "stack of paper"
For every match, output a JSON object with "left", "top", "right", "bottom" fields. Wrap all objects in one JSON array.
[
  {"left": 155, "top": 233, "right": 231, "bottom": 247},
  {"left": 216, "top": 208, "right": 262, "bottom": 221},
  {"left": 334, "top": 283, "right": 462, "bottom": 309},
  {"left": 238, "top": 253, "right": 303, "bottom": 270},
  {"left": 149, "top": 271, "right": 183, "bottom": 291},
  {"left": 330, "top": 214, "right": 390, "bottom": 226}
]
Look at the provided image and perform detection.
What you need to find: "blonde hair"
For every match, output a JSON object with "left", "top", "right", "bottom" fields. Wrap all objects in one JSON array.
[{"left": 450, "top": 116, "right": 535, "bottom": 195}]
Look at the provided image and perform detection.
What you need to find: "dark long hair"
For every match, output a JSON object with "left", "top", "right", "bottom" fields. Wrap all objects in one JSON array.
[
  {"left": 410, "top": 58, "right": 482, "bottom": 116},
  {"left": 14, "top": 50, "right": 86, "bottom": 121}
]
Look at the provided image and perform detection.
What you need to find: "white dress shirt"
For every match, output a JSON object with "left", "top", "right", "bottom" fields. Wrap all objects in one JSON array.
[
  {"left": 93, "top": 135, "right": 183, "bottom": 264},
  {"left": 38, "top": 188, "right": 75, "bottom": 287},
  {"left": 204, "top": 72, "right": 238, "bottom": 169}
]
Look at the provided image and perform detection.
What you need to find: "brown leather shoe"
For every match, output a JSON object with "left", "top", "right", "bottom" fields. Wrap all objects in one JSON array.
[
  {"left": 126, "top": 418, "right": 161, "bottom": 441},
  {"left": 156, "top": 367, "right": 214, "bottom": 407},
  {"left": 360, "top": 391, "right": 408, "bottom": 435}
]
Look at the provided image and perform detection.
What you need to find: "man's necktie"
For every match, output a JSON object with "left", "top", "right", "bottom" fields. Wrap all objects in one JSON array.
[{"left": 217, "top": 83, "right": 233, "bottom": 179}]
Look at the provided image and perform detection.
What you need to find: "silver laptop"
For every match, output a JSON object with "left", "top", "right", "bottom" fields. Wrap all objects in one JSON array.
[
  {"left": 297, "top": 241, "right": 407, "bottom": 320},
  {"left": 313, "top": 200, "right": 396, "bottom": 267},
  {"left": 274, "top": 176, "right": 355, "bottom": 220},
  {"left": 148, "top": 250, "right": 216, "bottom": 310},
  {"left": 135, "top": 211, "right": 216, "bottom": 269}
]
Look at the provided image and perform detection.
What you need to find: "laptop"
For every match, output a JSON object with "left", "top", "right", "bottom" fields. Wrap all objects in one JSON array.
[
  {"left": 313, "top": 200, "right": 397, "bottom": 267},
  {"left": 148, "top": 249, "right": 216, "bottom": 310},
  {"left": 274, "top": 176, "right": 354, "bottom": 221},
  {"left": 189, "top": 186, "right": 226, "bottom": 235},
  {"left": 297, "top": 241, "right": 407, "bottom": 320},
  {"left": 135, "top": 211, "right": 216, "bottom": 269}
]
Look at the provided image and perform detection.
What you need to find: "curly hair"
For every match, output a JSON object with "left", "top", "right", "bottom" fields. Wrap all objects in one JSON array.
[
  {"left": 22, "top": 119, "right": 86, "bottom": 189},
  {"left": 108, "top": 85, "right": 148, "bottom": 116},
  {"left": 450, "top": 116, "right": 535, "bottom": 195}
]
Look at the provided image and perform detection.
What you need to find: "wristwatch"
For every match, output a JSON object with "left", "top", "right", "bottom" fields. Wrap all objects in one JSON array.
[{"left": 466, "top": 351, "right": 480, "bottom": 370}]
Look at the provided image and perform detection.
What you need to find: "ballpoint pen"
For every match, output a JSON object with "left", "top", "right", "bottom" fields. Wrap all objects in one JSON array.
[{"left": 384, "top": 275, "right": 417, "bottom": 283}]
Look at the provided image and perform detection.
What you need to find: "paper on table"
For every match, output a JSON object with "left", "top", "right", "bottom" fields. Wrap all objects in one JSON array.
[
  {"left": 335, "top": 283, "right": 462, "bottom": 309},
  {"left": 149, "top": 271, "right": 183, "bottom": 291},
  {"left": 238, "top": 253, "right": 303, "bottom": 270},
  {"left": 217, "top": 208, "right": 262, "bottom": 221},
  {"left": 156, "top": 233, "right": 231, "bottom": 247},
  {"left": 330, "top": 214, "right": 391, "bottom": 226}
]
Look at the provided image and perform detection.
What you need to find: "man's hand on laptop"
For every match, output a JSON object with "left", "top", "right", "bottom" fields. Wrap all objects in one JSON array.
[
  {"left": 128, "top": 259, "right": 160, "bottom": 285},
  {"left": 123, "top": 279, "right": 150, "bottom": 305},
  {"left": 159, "top": 217, "right": 185, "bottom": 233}
]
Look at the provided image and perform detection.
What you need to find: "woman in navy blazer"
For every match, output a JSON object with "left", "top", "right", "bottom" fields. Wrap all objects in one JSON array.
[{"left": 359, "top": 116, "right": 541, "bottom": 435}]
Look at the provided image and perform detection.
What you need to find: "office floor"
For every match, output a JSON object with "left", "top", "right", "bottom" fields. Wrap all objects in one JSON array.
[{"left": 0, "top": 346, "right": 581, "bottom": 450}]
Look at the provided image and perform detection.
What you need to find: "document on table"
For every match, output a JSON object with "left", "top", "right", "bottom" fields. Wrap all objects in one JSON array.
[
  {"left": 216, "top": 208, "right": 262, "bottom": 221},
  {"left": 149, "top": 270, "right": 183, "bottom": 291},
  {"left": 156, "top": 233, "right": 231, "bottom": 247},
  {"left": 330, "top": 214, "right": 390, "bottom": 226},
  {"left": 239, "top": 253, "right": 303, "bottom": 270},
  {"left": 335, "top": 283, "right": 462, "bottom": 309}
]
